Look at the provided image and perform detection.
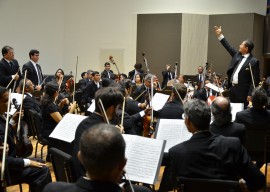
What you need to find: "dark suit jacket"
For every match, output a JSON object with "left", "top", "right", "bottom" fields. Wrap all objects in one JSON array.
[
  {"left": 158, "top": 131, "right": 265, "bottom": 192},
  {"left": 235, "top": 108, "right": 270, "bottom": 129},
  {"left": 101, "top": 69, "right": 114, "bottom": 79},
  {"left": 128, "top": 69, "right": 144, "bottom": 80},
  {"left": 78, "top": 78, "right": 90, "bottom": 91},
  {"left": 158, "top": 99, "right": 184, "bottom": 119},
  {"left": 193, "top": 88, "right": 218, "bottom": 102},
  {"left": 43, "top": 177, "right": 122, "bottom": 192},
  {"left": 220, "top": 38, "right": 260, "bottom": 101},
  {"left": 0, "top": 58, "right": 22, "bottom": 89},
  {"left": 131, "top": 84, "right": 155, "bottom": 103},
  {"left": 22, "top": 61, "right": 43, "bottom": 86},
  {"left": 81, "top": 81, "right": 101, "bottom": 104},
  {"left": 161, "top": 70, "right": 175, "bottom": 88},
  {"left": 210, "top": 121, "right": 246, "bottom": 144}
]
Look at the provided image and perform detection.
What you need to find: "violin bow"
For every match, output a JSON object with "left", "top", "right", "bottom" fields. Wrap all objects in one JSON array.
[
  {"left": 72, "top": 56, "right": 78, "bottom": 103},
  {"left": 17, "top": 70, "right": 27, "bottom": 135}
]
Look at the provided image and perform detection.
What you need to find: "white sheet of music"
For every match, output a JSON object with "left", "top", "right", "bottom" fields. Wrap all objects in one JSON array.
[
  {"left": 49, "top": 113, "right": 87, "bottom": 143},
  {"left": 155, "top": 119, "right": 192, "bottom": 153},
  {"left": 152, "top": 92, "right": 170, "bottom": 111},
  {"left": 87, "top": 100, "right": 95, "bottom": 112},
  {"left": 230, "top": 103, "right": 244, "bottom": 121},
  {"left": 123, "top": 134, "right": 165, "bottom": 184}
]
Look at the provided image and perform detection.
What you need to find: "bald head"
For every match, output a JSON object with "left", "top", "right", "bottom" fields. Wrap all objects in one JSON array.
[{"left": 211, "top": 96, "right": 232, "bottom": 125}]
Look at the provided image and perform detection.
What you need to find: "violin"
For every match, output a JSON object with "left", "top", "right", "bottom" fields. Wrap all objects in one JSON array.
[{"left": 14, "top": 71, "right": 33, "bottom": 158}]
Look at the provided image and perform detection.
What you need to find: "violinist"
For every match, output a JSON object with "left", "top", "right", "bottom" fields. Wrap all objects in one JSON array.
[
  {"left": 101, "top": 62, "right": 115, "bottom": 80},
  {"left": 73, "top": 87, "right": 123, "bottom": 180},
  {"left": 158, "top": 83, "right": 187, "bottom": 119},
  {"left": 0, "top": 86, "right": 51, "bottom": 192}
]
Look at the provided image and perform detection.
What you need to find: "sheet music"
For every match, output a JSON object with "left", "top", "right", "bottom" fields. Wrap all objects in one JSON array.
[
  {"left": 230, "top": 103, "right": 244, "bottom": 121},
  {"left": 156, "top": 119, "right": 192, "bottom": 153},
  {"left": 123, "top": 134, "right": 165, "bottom": 184},
  {"left": 152, "top": 93, "right": 170, "bottom": 111},
  {"left": 87, "top": 100, "right": 95, "bottom": 112},
  {"left": 205, "top": 83, "right": 224, "bottom": 93},
  {"left": 49, "top": 113, "right": 87, "bottom": 143}
]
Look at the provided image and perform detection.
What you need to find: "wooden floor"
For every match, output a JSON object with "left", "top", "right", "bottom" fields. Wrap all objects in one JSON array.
[{"left": 6, "top": 137, "right": 270, "bottom": 192}]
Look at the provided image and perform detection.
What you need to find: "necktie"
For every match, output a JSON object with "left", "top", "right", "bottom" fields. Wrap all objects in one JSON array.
[
  {"left": 199, "top": 74, "right": 202, "bottom": 82},
  {"left": 168, "top": 72, "right": 171, "bottom": 80},
  {"left": 37, "top": 66, "right": 42, "bottom": 85},
  {"left": 107, "top": 71, "right": 110, "bottom": 79}
]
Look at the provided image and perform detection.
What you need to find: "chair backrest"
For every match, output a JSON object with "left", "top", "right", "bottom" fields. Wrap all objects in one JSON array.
[
  {"left": 28, "top": 109, "right": 43, "bottom": 139},
  {"left": 176, "top": 177, "right": 241, "bottom": 192},
  {"left": 49, "top": 147, "right": 75, "bottom": 183},
  {"left": 245, "top": 128, "right": 270, "bottom": 163}
]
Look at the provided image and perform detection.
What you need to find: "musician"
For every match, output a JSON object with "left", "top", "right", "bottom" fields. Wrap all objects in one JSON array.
[
  {"left": 214, "top": 26, "right": 260, "bottom": 107},
  {"left": 210, "top": 96, "right": 245, "bottom": 144},
  {"left": 78, "top": 72, "right": 87, "bottom": 91},
  {"left": 0, "top": 86, "right": 51, "bottom": 192},
  {"left": 161, "top": 65, "right": 175, "bottom": 88},
  {"left": 193, "top": 79, "right": 218, "bottom": 102},
  {"left": 134, "top": 73, "right": 143, "bottom": 86},
  {"left": 158, "top": 99, "right": 265, "bottom": 192},
  {"left": 81, "top": 71, "right": 101, "bottom": 106},
  {"left": 22, "top": 49, "right": 43, "bottom": 91},
  {"left": 196, "top": 66, "right": 204, "bottom": 90},
  {"left": 0, "top": 46, "right": 22, "bottom": 91},
  {"left": 41, "top": 81, "right": 76, "bottom": 158},
  {"left": 73, "top": 87, "right": 123, "bottom": 180},
  {"left": 119, "top": 73, "right": 127, "bottom": 81},
  {"left": 101, "top": 62, "right": 114, "bottom": 80},
  {"left": 158, "top": 83, "right": 186, "bottom": 119},
  {"left": 128, "top": 63, "right": 144, "bottom": 83},
  {"left": 131, "top": 73, "right": 156, "bottom": 103},
  {"left": 177, "top": 75, "right": 188, "bottom": 87}
]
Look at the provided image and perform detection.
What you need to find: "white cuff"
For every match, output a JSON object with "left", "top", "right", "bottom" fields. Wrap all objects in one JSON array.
[
  {"left": 23, "top": 159, "right": 31, "bottom": 167},
  {"left": 218, "top": 34, "right": 224, "bottom": 41},
  {"left": 9, "top": 119, "right": 16, "bottom": 126}
]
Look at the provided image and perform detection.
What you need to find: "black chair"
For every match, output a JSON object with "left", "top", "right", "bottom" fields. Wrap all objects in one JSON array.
[
  {"left": 175, "top": 177, "right": 241, "bottom": 192},
  {"left": 28, "top": 109, "right": 49, "bottom": 160},
  {"left": 245, "top": 128, "right": 270, "bottom": 190},
  {"left": 49, "top": 148, "right": 75, "bottom": 183}
]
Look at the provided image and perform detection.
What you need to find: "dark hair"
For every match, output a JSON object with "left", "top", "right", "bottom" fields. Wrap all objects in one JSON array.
[
  {"left": 55, "top": 68, "right": 64, "bottom": 76},
  {"left": 110, "top": 82, "right": 126, "bottom": 97},
  {"left": 79, "top": 123, "right": 125, "bottom": 178},
  {"left": 244, "top": 39, "right": 254, "bottom": 53},
  {"left": 41, "top": 81, "right": 58, "bottom": 105},
  {"left": 0, "top": 86, "right": 7, "bottom": 99},
  {"left": 252, "top": 87, "right": 268, "bottom": 109},
  {"left": 92, "top": 71, "right": 99, "bottom": 76},
  {"left": 2, "top": 46, "right": 13, "bottom": 56},
  {"left": 101, "top": 78, "right": 112, "bottom": 87},
  {"left": 81, "top": 72, "right": 87, "bottom": 78},
  {"left": 184, "top": 99, "right": 211, "bottom": 131},
  {"left": 94, "top": 87, "right": 123, "bottom": 113},
  {"left": 29, "top": 49, "right": 39, "bottom": 58},
  {"left": 211, "top": 97, "right": 232, "bottom": 126},
  {"left": 104, "top": 62, "right": 110, "bottom": 67},
  {"left": 134, "top": 63, "right": 142, "bottom": 70},
  {"left": 173, "top": 83, "right": 187, "bottom": 101},
  {"left": 120, "top": 73, "right": 127, "bottom": 79},
  {"left": 135, "top": 73, "right": 143, "bottom": 83}
]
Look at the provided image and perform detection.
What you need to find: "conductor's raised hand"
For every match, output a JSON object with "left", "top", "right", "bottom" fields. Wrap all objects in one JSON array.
[{"left": 214, "top": 26, "right": 222, "bottom": 37}]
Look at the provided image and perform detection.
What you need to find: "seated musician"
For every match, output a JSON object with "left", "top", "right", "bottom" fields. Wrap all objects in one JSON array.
[
  {"left": 73, "top": 87, "right": 123, "bottom": 180},
  {"left": 41, "top": 81, "right": 76, "bottom": 158},
  {"left": 131, "top": 73, "right": 156, "bottom": 103},
  {"left": 158, "top": 83, "right": 186, "bottom": 119},
  {"left": 101, "top": 62, "right": 115, "bottom": 80},
  {"left": 44, "top": 123, "right": 151, "bottom": 192},
  {"left": 193, "top": 78, "right": 218, "bottom": 102},
  {"left": 0, "top": 86, "right": 51, "bottom": 192},
  {"left": 128, "top": 63, "right": 144, "bottom": 83},
  {"left": 210, "top": 96, "right": 245, "bottom": 144},
  {"left": 158, "top": 99, "right": 265, "bottom": 192}
]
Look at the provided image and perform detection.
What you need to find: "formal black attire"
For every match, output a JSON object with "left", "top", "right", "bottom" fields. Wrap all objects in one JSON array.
[
  {"left": 131, "top": 84, "right": 155, "bottom": 103},
  {"left": 43, "top": 177, "right": 122, "bottom": 192},
  {"left": 220, "top": 37, "right": 260, "bottom": 104},
  {"left": 210, "top": 121, "right": 246, "bottom": 144},
  {"left": 0, "top": 58, "right": 22, "bottom": 89},
  {"left": 158, "top": 99, "right": 184, "bottom": 119},
  {"left": 81, "top": 81, "right": 101, "bottom": 105},
  {"left": 0, "top": 117, "right": 51, "bottom": 192},
  {"left": 101, "top": 69, "right": 114, "bottom": 79},
  {"left": 78, "top": 78, "right": 89, "bottom": 92},
  {"left": 72, "top": 112, "right": 105, "bottom": 180},
  {"left": 193, "top": 88, "right": 218, "bottom": 102},
  {"left": 22, "top": 61, "right": 43, "bottom": 87},
  {"left": 128, "top": 69, "right": 144, "bottom": 81},
  {"left": 161, "top": 70, "right": 175, "bottom": 88},
  {"left": 158, "top": 131, "right": 265, "bottom": 192}
]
